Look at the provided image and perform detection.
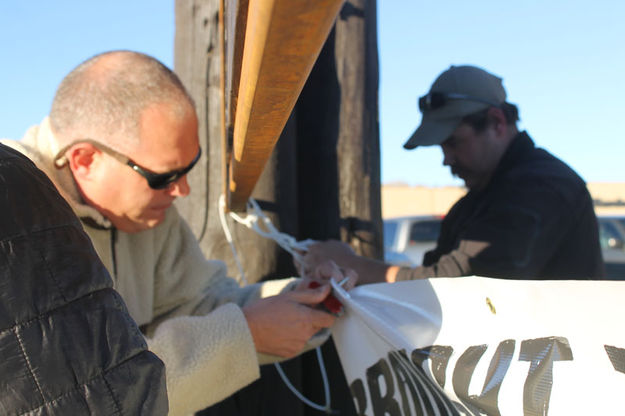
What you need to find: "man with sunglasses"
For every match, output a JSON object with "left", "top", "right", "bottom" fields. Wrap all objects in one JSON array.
[
  {"left": 2, "top": 50, "right": 352, "bottom": 415},
  {"left": 304, "top": 64, "right": 604, "bottom": 283}
]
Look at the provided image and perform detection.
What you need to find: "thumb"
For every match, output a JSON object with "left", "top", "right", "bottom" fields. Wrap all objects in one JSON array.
[{"left": 289, "top": 283, "right": 331, "bottom": 305}]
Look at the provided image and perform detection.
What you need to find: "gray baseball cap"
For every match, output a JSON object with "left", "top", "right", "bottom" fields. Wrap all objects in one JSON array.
[{"left": 404, "top": 65, "right": 507, "bottom": 149}]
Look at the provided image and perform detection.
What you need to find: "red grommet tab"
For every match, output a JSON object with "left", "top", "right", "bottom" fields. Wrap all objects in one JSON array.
[{"left": 308, "top": 281, "right": 343, "bottom": 315}]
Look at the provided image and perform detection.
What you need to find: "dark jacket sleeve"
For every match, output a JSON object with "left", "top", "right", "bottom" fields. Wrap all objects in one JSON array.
[{"left": 0, "top": 144, "right": 168, "bottom": 415}]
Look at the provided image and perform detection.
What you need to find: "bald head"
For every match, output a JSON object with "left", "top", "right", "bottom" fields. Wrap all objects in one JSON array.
[{"left": 50, "top": 50, "right": 194, "bottom": 152}]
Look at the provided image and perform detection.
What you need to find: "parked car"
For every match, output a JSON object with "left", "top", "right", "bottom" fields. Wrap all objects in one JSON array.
[
  {"left": 598, "top": 216, "right": 625, "bottom": 279},
  {"left": 383, "top": 215, "right": 443, "bottom": 266}
]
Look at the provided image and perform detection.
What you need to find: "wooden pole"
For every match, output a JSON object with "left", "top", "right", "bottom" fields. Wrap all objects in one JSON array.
[{"left": 228, "top": 0, "right": 345, "bottom": 211}]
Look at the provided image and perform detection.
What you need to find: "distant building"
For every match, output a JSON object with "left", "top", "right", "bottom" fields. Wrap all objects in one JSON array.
[{"left": 381, "top": 183, "right": 625, "bottom": 218}]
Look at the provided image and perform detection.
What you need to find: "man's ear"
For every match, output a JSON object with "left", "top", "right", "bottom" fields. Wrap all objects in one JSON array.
[
  {"left": 487, "top": 107, "right": 507, "bottom": 137},
  {"left": 65, "top": 143, "right": 100, "bottom": 179}
]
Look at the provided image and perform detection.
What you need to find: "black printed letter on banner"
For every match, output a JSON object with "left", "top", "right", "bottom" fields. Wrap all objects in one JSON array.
[
  {"left": 605, "top": 345, "right": 625, "bottom": 375},
  {"left": 366, "top": 358, "right": 401, "bottom": 416},
  {"left": 519, "top": 337, "right": 573, "bottom": 416},
  {"left": 412, "top": 345, "right": 454, "bottom": 388},
  {"left": 389, "top": 349, "right": 460, "bottom": 416},
  {"left": 452, "top": 340, "right": 515, "bottom": 416},
  {"left": 350, "top": 379, "right": 368, "bottom": 416}
]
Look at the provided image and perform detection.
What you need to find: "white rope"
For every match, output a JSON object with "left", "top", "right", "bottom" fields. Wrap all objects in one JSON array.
[
  {"left": 228, "top": 197, "right": 315, "bottom": 269},
  {"left": 218, "top": 195, "right": 247, "bottom": 285},
  {"left": 274, "top": 346, "right": 332, "bottom": 413},
  {"left": 217, "top": 194, "right": 333, "bottom": 414}
]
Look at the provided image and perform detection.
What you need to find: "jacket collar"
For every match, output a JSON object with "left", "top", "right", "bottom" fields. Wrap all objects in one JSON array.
[
  {"left": 467, "top": 131, "right": 534, "bottom": 197},
  {"left": 497, "top": 130, "right": 534, "bottom": 170},
  {"left": 20, "top": 117, "right": 113, "bottom": 229}
]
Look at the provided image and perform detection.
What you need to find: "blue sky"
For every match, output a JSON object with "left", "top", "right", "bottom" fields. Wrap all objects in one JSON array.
[
  {"left": 379, "top": 1, "right": 625, "bottom": 186},
  {"left": 1, "top": 1, "right": 623, "bottom": 186},
  {"left": 0, "top": 1, "right": 174, "bottom": 138}
]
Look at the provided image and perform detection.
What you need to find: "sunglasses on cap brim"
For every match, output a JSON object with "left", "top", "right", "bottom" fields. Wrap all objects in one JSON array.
[{"left": 418, "top": 92, "right": 500, "bottom": 112}]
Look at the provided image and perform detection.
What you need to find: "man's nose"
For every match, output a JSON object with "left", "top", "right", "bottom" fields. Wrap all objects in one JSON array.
[{"left": 167, "top": 175, "right": 191, "bottom": 197}]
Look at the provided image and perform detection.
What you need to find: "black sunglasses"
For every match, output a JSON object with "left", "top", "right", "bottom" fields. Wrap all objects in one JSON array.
[
  {"left": 56, "top": 139, "right": 202, "bottom": 190},
  {"left": 418, "top": 92, "right": 500, "bottom": 113},
  {"left": 127, "top": 147, "right": 201, "bottom": 189}
]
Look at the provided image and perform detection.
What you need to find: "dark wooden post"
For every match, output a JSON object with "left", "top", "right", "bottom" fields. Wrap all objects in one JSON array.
[
  {"left": 174, "top": 0, "right": 288, "bottom": 284},
  {"left": 295, "top": 0, "right": 382, "bottom": 259},
  {"left": 174, "top": 0, "right": 380, "bottom": 414},
  {"left": 294, "top": 2, "right": 381, "bottom": 414}
]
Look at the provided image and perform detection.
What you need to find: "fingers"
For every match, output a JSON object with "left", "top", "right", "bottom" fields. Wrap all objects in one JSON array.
[
  {"left": 243, "top": 294, "right": 335, "bottom": 358},
  {"left": 286, "top": 295, "right": 336, "bottom": 331},
  {"left": 300, "top": 242, "right": 331, "bottom": 276},
  {"left": 312, "top": 259, "right": 341, "bottom": 281},
  {"left": 301, "top": 240, "right": 357, "bottom": 279},
  {"left": 340, "top": 267, "right": 358, "bottom": 290},
  {"left": 307, "top": 306, "right": 336, "bottom": 329},
  {"left": 310, "top": 260, "right": 359, "bottom": 290},
  {"left": 288, "top": 282, "right": 331, "bottom": 305}
]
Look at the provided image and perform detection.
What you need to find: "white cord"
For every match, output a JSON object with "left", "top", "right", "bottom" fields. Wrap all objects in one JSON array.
[
  {"left": 274, "top": 347, "right": 332, "bottom": 413},
  {"left": 218, "top": 195, "right": 247, "bottom": 285},
  {"left": 228, "top": 198, "right": 315, "bottom": 269},
  {"left": 218, "top": 194, "right": 333, "bottom": 414}
]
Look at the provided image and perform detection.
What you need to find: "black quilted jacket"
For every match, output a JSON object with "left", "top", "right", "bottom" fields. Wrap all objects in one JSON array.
[{"left": 0, "top": 144, "right": 168, "bottom": 414}]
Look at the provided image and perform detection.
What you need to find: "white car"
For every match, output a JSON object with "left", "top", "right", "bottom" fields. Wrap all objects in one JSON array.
[{"left": 383, "top": 215, "right": 443, "bottom": 266}]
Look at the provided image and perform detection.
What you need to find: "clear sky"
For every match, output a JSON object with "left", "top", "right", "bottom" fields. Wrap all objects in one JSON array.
[
  {"left": 1, "top": 1, "right": 623, "bottom": 187},
  {"left": 379, "top": 0, "right": 625, "bottom": 186},
  {"left": 0, "top": 1, "right": 174, "bottom": 138}
]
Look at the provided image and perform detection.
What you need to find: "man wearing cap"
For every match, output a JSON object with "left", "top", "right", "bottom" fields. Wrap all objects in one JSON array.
[{"left": 304, "top": 64, "right": 604, "bottom": 283}]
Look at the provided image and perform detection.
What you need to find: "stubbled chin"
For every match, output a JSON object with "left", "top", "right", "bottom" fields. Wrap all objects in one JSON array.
[
  {"left": 452, "top": 171, "right": 470, "bottom": 187},
  {"left": 128, "top": 211, "right": 166, "bottom": 233},
  {"left": 120, "top": 206, "right": 169, "bottom": 233}
]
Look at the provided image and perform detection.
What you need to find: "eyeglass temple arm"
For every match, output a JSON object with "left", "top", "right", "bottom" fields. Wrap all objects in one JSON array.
[{"left": 54, "top": 138, "right": 131, "bottom": 167}]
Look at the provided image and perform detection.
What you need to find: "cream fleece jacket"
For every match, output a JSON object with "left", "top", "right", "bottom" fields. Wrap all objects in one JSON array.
[{"left": 2, "top": 119, "right": 323, "bottom": 416}]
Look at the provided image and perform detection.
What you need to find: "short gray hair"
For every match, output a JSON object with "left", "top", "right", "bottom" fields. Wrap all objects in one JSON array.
[{"left": 50, "top": 50, "right": 195, "bottom": 150}]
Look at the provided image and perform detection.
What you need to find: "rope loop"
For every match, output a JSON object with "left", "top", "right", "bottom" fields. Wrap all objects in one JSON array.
[
  {"left": 228, "top": 197, "right": 316, "bottom": 270},
  {"left": 217, "top": 194, "right": 333, "bottom": 413}
]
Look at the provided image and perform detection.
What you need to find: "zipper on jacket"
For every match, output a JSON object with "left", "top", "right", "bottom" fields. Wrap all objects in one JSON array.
[{"left": 110, "top": 228, "right": 118, "bottom": 283}]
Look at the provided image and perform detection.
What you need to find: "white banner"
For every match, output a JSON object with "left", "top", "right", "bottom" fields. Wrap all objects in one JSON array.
[{"left": 330, "top": 277, "right": 625, "bottom": 416}]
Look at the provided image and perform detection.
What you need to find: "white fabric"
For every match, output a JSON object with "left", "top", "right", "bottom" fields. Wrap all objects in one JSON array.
[
  {"left": 331, "top": 277, "right": 625, "bottom": 415},
  {"left": 1, "top": 119, "right": 317, "bottom": 416}
]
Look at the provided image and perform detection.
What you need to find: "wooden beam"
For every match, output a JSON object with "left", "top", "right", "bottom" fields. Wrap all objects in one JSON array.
[{"left": 227, "top": 0, "right": 345, "bottom": 211}]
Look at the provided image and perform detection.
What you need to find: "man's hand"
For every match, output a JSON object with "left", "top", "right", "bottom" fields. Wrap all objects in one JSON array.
[
  {"left": 296, "top": 259, "right": 358, "bottom": 292},
  {"left": 242, "top": 284, "right": 336, "bottom": 358},
  {"left": 302, "top": 240, "right": 397, "bottom": 285},
  {"left": 299, "top": 240, "right": 357, "bottom": 277}
]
